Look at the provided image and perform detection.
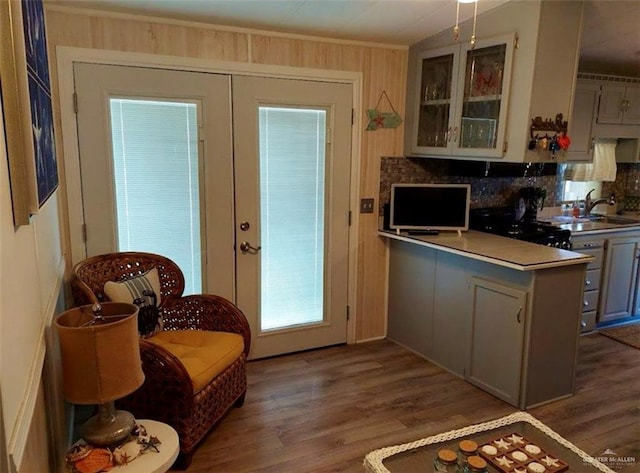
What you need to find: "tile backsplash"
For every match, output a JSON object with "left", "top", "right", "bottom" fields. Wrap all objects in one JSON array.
[
  {"left": 379, "top": 157, "right": 558, "bottom": 213},
  {"left": 602, "top": 163, "right": 640, "bottom": 211},
  {"left": 380, "top": 157, "right": 640, "bottom": 215}
]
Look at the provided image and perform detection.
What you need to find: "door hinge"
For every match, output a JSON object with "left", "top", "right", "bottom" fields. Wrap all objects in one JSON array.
[
  {"left": 351, "top": 108, "right": 355, "bottom": 125},
  {"left": 503, "top": 141, "right": 508, "bottom": 154},
  {"left": 346, "top": 305, "right": 350, "bottom": 321},
  {"left": 327, "top": 127, "right": 332, "bottom": 144},
  {"left": 81, "top": 223, "right": 87, "bottom": 243},
  {"left": 73, "top": 92, "right": 78, "bottom": 114},
  {"left": 348, "top": 210, "right": 352, "bottom": 226}
]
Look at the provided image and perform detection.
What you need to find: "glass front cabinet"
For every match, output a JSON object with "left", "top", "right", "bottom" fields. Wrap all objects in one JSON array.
[{"left": 411, "top": 34, "right": 515, "bottom": 158}]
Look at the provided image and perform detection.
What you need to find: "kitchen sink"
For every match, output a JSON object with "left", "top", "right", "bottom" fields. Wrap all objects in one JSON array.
[
  {"left": 546, "top": 215, "right": 640, "bottom": 226},
  {"left": 586, "top": 215, "right": 640, "bottom": 225}
]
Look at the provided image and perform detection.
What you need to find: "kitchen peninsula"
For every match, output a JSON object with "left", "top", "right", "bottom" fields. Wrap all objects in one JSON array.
[{"left": 380, "top": 229, "right": 593, "bottom": 410}]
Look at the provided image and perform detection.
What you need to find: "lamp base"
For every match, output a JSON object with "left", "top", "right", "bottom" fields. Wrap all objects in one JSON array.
[{"left": 80, "top": 401, "right": 136, "bottom": 447}]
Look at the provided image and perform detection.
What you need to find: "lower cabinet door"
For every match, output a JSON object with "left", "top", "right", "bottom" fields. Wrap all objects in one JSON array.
[
  {"left": 599, "top": 236, "right": 640, "bottom": 322},
  {"left": 468, "top": 277, "right": 527, "bottom": 407}
]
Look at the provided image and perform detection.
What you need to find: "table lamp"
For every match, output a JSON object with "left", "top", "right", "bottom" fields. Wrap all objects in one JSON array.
[{"left": 55, "top": 302, "right": 145, "bottom": 446}]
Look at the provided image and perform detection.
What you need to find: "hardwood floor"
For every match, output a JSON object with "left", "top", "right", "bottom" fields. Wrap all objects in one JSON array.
[{"left": 181, "top": 334, "right": 639, "bottom": 472}]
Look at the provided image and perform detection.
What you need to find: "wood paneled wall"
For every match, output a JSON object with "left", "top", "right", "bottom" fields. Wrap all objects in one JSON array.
[{"left": 45, "top": 8, "right": 408, "bottom": 341}]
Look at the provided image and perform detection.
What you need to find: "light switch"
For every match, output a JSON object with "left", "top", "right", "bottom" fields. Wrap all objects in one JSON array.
[{"left": 360, "top": 198, "right": 375, "bottom": 214}]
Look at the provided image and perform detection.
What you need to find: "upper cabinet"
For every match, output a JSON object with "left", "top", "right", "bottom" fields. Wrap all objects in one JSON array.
[
  {"left": 405, "top": 0, "right": 584, "bottom": 163},
  {"left": 569, "top": 79, "right": 640, "bottom": 164},
  {"left": 415, "top": 35, "right": 514, "bottom": 159},
  {"left": 574, "top": 76, "right": 640, "bottom": 142},
  {"left": 566, "top": 81, "right": 600, "bottom": 162},
  {"left": 597, "top": 84, "right": 640, "bottom": 126}
]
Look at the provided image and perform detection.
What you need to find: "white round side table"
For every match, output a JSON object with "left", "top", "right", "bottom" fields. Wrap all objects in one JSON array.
[{"left": 114, "top": 420, "right": 179, "bottom": 473}]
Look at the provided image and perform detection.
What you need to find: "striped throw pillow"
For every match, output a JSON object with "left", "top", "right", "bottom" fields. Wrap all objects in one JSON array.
[{"left": 104, "top": 268, "right": 163, "bottom": 338}]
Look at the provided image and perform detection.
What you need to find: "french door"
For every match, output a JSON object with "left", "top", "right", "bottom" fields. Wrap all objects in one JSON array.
[
  {"left": 73, "top": 64, "right": 352, "bottom": 358},
  {"left": 232, "top": 76, "right": 352, "bottom": 358},
  {"left": 74, "top": 63, "right": 235, "bottom": 299}
]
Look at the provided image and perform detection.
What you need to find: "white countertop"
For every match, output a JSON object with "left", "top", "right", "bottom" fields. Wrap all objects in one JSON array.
[
  {"left": 379, "top": 229, "right": 593, "bottom": 271},
  {"left": 539, "top": 212, "right": 640, "bottom": 236}
]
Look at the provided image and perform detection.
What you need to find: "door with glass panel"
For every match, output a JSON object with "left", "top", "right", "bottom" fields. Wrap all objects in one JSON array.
[
  {"left": 74, "top": 63, "right": 235, "bottom": 299},
  {"left": 232, "top": 76, "right": 352, "bottom": 359}
]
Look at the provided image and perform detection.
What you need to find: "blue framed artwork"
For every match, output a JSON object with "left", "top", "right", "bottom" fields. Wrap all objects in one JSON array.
[
  {"left": 0, "top": 0, "right": 58, "bottom": 225},
  {"left": 22, "top": 0, "right": 58, "bottom": 210}
]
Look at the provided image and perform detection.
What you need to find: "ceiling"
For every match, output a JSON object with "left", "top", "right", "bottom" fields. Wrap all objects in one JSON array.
[
  {"left": 48, "top": 0, "right": 640, "bottom": 77},
  {"left": 578, "top": 1, "right": 640, "bottom": 77}
]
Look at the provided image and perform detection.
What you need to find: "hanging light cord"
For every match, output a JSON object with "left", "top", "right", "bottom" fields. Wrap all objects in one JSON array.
[
  {"left": 470, "top": 0, "right": 478, "bottom": 49},
  {"left": 453, "top": 1, "right": 461, "bottom": 41}
]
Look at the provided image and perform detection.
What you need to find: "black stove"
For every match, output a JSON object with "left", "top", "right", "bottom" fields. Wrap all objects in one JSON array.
[{"left": 470, "top": 207, "right": 572, "bottom": 250}]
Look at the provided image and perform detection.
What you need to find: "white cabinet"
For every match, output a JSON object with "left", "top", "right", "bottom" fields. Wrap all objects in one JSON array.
[
  {"left": 575, "top": 78, "right": 640, "bottom": 140},
  {"left": 411, "top": 35, "right": 515, "bottom": 159},
  {"left": 387, "top": 242, "right": 436, "bottom": 358},
  {"left": 598, "top": 85, "right": 640, "bottom": 125},
  {"left": 599, "top": 235, "right": 640, "bottom": 323},
  {"left": 571, "top": 236, "right": 605, "bottom": 332},
  {"left": 468, "top": 278, "right": 527, "bottom": 407},
  {"left": 566, "top": 81, "right": 599, "bottom": 162},
  {"left": 385, "top": 237, "right": 585, "bottom": 409},
  {"left": 404, "top": 0, "right": 584, "bottom": 162}
]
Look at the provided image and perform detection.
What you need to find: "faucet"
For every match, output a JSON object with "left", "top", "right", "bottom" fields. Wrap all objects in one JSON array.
[{"left": 585, "top": 189, "right": 616, "bottom": 215}]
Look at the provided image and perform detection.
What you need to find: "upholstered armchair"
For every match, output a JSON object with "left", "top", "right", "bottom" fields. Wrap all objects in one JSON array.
[{"left": 70, "top": 252, "right": 251, "bottom": 467}]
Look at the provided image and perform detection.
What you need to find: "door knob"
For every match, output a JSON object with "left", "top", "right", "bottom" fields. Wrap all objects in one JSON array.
[{"left": 240, "top": 241, "right": 261, "bottom": 254}]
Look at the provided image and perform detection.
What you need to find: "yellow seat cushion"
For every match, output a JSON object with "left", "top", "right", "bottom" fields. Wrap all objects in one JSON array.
[{"left": 148, "top": 330, "right": 244, "bottom": 393}]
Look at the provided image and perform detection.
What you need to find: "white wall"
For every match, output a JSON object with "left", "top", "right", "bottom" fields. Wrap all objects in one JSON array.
[{"left": 1, "top": 96, "right": 66, "bottom": 470}]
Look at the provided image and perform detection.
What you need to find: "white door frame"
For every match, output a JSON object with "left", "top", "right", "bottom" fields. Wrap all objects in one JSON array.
[{"left": 56, "top": 46, "right": 362, "bottom": 345}]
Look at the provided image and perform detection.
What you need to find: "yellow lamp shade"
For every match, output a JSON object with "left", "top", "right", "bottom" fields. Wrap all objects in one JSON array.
[{"left": 55, "top": 303, "right": 145, "bottom": 405}]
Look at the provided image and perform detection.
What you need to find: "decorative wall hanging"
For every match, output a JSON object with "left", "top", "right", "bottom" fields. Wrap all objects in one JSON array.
[
  {"left": 0, "top": 0, "right": 59, "bottom": 226},
  {"left": 528, "top": 114, "right": 570, "bottom": 159},
  {"left": 366, "top": 91, "right": 403, "bottom": 131}
]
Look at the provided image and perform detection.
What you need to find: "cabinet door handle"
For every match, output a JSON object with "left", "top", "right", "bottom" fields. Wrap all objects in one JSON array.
[
  {"left": 620, "top": 99, "right": 629, "bottom": 112},
  {"left": 581, "top": 320, "right": 587, "bottom": 328},
  {"left": 446, "top": 127, "right": 452, "bottom": 142},
  {"left": 584, "top": 300, "right": 589, "bottom": 307},
  {"left": 585, "top": 279, "right": 591, "bottom": 286},
  {"left": 516, "top": 306, "right": 522, "bottom": 323}
]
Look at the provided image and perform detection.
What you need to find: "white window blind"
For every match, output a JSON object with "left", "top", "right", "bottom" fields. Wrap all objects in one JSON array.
[
  {"left": 258, "top": 107, "right": 327, "bottom": 331},
  {"left": 110, "top": 98, "right": 202, "bottom": 294}
]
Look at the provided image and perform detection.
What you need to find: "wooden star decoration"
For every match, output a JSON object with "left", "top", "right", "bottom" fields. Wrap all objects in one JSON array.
[
  {"left": 496, "top": 455, "right": 514, "bottom": 467},
  {"left": 494, "top": 438, "right": 511, "bottom": 450},
  {"left": 541, "top": 455, "right": 560, "bottom": 467},
  {"left": 507, "top": 434, "right": 524, "bottom": 444}
]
